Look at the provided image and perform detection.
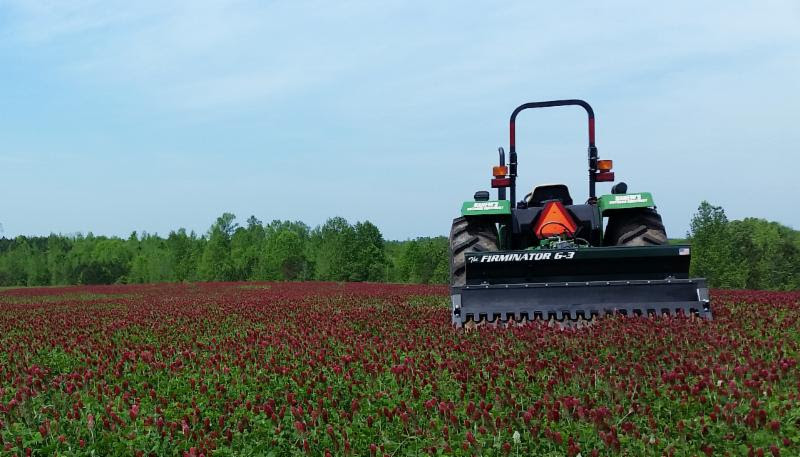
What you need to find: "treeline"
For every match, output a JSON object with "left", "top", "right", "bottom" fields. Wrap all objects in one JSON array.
[
  {"left": 0, "top": 214, "right": 449, "bottom": 287},
  {"left": 2, "top": 203, "right": 798, "bottom": 289},
  {"left": 688, "top": 201, "right": 800, "bottom": 290}
]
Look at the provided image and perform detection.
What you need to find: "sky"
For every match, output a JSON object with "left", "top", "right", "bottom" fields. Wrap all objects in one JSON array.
[{"left": 1, "top": 0, "right": 798, "bottom": 240}]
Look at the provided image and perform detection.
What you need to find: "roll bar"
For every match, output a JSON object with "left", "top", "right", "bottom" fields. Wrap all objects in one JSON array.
[{"left": 508, "top": 100, "right": 598, "bottom": 207}]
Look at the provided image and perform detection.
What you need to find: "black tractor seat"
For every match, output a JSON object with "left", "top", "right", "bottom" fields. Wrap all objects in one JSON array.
[{"left": 525, "top": 184, "right": 573, "bottom": 207}]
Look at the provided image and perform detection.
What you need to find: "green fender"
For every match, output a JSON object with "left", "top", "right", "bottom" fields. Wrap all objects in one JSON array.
[
  {"left": 460, "top": 200, "right": 512, "bottom": 217},
  {"left": 598, "top": 192, "right": 656, "bottom": 216}
]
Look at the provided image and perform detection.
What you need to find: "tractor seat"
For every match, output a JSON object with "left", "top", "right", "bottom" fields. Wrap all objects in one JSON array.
[{"left": 526, "top": 184, "right": 573, "bottom": 207}]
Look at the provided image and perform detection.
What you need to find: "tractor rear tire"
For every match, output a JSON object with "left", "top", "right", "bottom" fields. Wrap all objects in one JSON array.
[
  {"left": 449, "top": 217, "right": 499, "bottom": 287},
  {"left": 604, "top": 208, "right": 668, "bottom": 246}
]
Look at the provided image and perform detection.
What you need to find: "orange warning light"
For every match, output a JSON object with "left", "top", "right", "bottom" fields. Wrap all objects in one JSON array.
[{"left": 492, "top": 165, "right": 508, "bottom": 177}]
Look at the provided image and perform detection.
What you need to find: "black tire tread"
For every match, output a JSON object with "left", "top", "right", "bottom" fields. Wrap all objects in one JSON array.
[
  {"left": 449, "top": 217, "right": 499, "bottom": 286},
  {"left": 604, "top": 208, "right": 668, "bottom": 247}
]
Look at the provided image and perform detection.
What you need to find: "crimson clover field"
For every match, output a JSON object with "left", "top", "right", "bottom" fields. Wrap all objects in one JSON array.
[{"left": 0, "top": 283, "right": 798, "bottom": 456}]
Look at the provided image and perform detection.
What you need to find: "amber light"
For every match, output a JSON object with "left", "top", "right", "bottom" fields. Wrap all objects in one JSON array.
[
  {"left": 492, "top": 165, "right": 508, "bottom": 177},
  {"left": 597, "top": 159, "right": 613, "bottom": 171}
]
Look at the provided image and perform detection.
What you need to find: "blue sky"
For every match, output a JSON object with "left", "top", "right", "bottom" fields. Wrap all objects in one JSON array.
[{"left": 1, "top": 0, "right": 798, "bottom": 240}]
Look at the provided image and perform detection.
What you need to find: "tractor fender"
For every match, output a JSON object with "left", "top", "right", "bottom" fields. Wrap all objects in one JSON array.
[
  {"left": 597, "top": 192, "right": 656, "bottom": 216},
  {"left": 460, "top": 199, "right": 512, "bottom": 218}
]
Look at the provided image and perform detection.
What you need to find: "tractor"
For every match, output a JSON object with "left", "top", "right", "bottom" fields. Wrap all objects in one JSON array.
[{"left": 449, "top": 100, "right": 710, "bottom": 326}]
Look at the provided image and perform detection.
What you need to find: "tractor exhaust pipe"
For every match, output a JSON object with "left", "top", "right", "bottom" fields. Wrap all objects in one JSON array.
[
  {"left": 508, "top": 100, "right": 598, "bottom": 207},
  {"left": 497, "top": 147, "right": 506, "bottom": 200}
]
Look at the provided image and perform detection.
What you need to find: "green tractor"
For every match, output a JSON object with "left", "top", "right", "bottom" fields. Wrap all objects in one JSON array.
[{"left": 449, "top": 100, "right": 711, "bottom": 326}]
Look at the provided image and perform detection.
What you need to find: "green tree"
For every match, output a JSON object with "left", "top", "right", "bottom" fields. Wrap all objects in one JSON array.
[
  {"left": 231, "top": 216, "right": 266, "bottom": 280},
  {"left": 166, "top": 229, "right": 203, "bottom": 282},
  {"left": 92, "top": 238, "right": 133, "bottom": 283},
  {"left": 128, "top": 233, "right": 175, "bottom": 283},
  {"left": 389, "top": 237, "right": 448, "bottom": 284},
  {"left": 198, "top": 213, "right": 238, "bottom": 281},
  {"left": 351, "top": 221, "right": 387, "bottom": 282},
  {"left": 62, "top": 235, "right": 132, "bottom": 284},
  {"left": 689, "top": 201, "right": 746, "bottom": 288},
  {"left": 727, "top": 218, "right": 800, "bottom": 290},
  {"left": 689, "top": 202, "right": 800, "bottom": 290},
  {"left": 25, "top": 246, "right": 49, "bottom": 286},
  {"left": 260, "top": 229, "right": 307, "bottom": 280},
  {"left": 46, "top": 234, "right": 72, "bottom": 285},
  {"left": 0, "top": 237, "right": 32, "bottom": 285},
  {"left": 310, "top": 217, "right": 357, "bottom": 281}
]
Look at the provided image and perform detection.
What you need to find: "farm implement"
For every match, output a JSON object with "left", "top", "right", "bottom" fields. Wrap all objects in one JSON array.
[{"left": 449, "top": 100, "right": 711, "bottom": 326}]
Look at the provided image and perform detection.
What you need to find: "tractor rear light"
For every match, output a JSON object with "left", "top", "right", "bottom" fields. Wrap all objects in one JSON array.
[
  {"left": 491, "top": 178, "right": 511, "bottom": 188},
  {"left": 533, "top": 201, "right": 578, "bottom": 238},
  {"left": 597, "top": 159, "right": 613, "bottom": 171},
  {"left": 492, "top": 165, "right": 508, "bottom": 177},
  {"left": 595, "top": 171, "right": 615, "bottom": 182}
]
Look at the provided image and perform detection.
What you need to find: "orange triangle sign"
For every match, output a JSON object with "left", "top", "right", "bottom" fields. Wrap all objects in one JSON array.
[{"left": 533, "top": 201, "right": 578, "bottom": 238}]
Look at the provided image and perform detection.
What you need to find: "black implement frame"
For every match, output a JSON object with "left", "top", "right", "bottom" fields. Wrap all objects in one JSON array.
[{"left": 452, "top": 278, "right": 711, "bottom": 326}]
